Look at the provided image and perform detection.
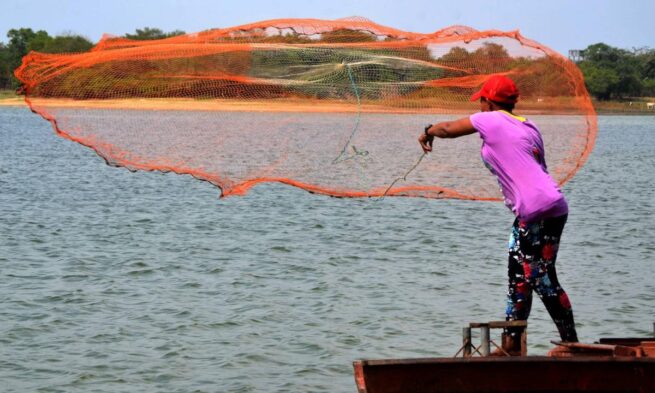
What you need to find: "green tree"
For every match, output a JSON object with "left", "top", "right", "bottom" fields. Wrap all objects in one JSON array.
[
  {"left": 438, "top": 46, "right": 471, "bottom": 65},
  {"left": 2, "top": 28, "right": 94, "bottom": 89},
  {"left": 5, "top": 28, "right": 48, "bottom": 88},
  {"left": 643, "top": 79, "right": 655, "bottom": 96},
  {"left": 43, "top": 34, "right": 93, "bottom": 53},
  {"left": 124, "top": 27, "right": 185, "bottom": 40},
  {"left": 7, "top": 28, "right": 92, "bottom": 55},
  {"left": 438, "top": 43, "right": 511, "bottom": 75},
  {"left": 472, "top": 43, "right": 511, "bottom": 73},
  {"left": 582, "top": 43, "right": 626, "bottom": 64},
  {"left": 643, "top": 55, "right": 655, "bottom": 79},
  {"left": 578, "top": 62, "right": 620, "bottom": 100},
  {"left": 578, "top": 43, "right": 643, "bottom": 99},
  {"left": 635, "top": 49, "right": 655, "bottom": 95},
  {"left": 27, "top": 30, "right": 53, "bottom": 52},
  {"left": 7, "top": 28, "right": 39, "bottom": 57},
  {"left": 0, "top": 43, "right": 11, "bottom": 88}
]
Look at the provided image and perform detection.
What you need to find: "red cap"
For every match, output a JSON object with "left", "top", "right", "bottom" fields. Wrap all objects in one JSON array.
[{"left": 470, "top": 75, "right": 519, "bottom": 104}]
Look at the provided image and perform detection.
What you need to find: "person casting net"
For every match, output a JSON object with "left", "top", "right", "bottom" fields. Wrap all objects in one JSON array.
[
  {"left": 15, "top": 17, "right": 597, "bottom": 199},
  {"left": 420, "top": 75, "right": 578, "bottom": 353}
]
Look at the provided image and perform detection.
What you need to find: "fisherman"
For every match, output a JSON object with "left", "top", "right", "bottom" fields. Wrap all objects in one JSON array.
[{"left": 418, "top": 75, "right": 579, "bottom": 354}]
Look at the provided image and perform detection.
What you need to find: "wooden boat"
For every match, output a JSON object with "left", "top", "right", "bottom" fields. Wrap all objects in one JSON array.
[{"left": 353, "top": 321, "right": 655, "bottom": 393}]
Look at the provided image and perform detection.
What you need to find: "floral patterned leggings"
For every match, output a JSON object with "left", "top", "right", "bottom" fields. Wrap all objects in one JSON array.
[{"left": 506, "top": 214, "right": 578, "bottom": 342}]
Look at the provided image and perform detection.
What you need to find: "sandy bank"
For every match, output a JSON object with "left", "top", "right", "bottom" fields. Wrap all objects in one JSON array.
[
  {"left": 1, "top": 97, "right": 465, "bottom": 113},
  {"left": 0, "top": 97, "right": 26, "bottom": 106},
  {"left": 0, "top": 96, "right": 597, "bottom": 115}
]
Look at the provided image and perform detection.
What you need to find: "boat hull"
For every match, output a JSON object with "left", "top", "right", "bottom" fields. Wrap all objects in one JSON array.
[{"left": 353, "top": 356, "right": 655, "bottom": 393}]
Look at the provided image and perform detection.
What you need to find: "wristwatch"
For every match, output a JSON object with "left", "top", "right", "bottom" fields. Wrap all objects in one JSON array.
[{"left": 424, "top": 124, "right": 433, "bottom": 137}]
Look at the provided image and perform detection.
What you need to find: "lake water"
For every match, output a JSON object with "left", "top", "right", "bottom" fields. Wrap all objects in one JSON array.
[{"left": 1, "top": 106, "right": 654, "bottom": 392}]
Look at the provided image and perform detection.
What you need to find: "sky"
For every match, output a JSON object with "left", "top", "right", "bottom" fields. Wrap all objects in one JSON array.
[{"left": 2, "top": 0, "right": 654, "bottom": 55}]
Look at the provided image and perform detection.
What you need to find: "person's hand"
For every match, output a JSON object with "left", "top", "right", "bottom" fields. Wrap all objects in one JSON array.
[{"left": 419, "top": 126, "right": 434, "bottom": 153}]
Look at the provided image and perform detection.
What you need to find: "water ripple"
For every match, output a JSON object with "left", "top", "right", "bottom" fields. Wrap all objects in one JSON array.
[{"left": 1, "top": 108, "right": 653, "bottom": 393}]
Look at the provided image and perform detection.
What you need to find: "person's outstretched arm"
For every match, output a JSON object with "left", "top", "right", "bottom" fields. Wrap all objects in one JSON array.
[{"left": 418, "top": 117, "right": 476, "bottom": 153}]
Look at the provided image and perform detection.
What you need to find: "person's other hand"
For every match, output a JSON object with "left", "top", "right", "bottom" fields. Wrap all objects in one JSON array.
[{"left": 418, "top": 132, "right": 434, "bottom": 153}]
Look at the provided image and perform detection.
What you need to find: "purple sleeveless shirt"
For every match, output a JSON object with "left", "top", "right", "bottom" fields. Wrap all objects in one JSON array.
[{"left": 470, "top": 111, "right": 568, "bottom": 222}]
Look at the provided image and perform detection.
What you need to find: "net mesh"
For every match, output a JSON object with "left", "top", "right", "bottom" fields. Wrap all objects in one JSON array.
[{"left": 15, "top": 18, "right": 597, "bottom": 199}]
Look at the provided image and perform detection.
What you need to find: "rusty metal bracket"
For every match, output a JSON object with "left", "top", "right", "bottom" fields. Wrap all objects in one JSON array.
[{"left": 455, "top": 320, "right": 527, "bottom": 357}]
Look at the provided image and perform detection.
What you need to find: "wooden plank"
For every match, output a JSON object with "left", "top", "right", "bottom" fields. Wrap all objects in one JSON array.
[{"left": 469, "top": 321, "right": 527, "bottom": 329}]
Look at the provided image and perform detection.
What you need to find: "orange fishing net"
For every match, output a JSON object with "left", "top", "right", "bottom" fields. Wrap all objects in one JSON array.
[{"left": 15, "top": 17, "right": 596, "bottom": 199}]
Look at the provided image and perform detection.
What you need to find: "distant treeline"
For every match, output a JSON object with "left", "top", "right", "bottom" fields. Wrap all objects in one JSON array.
[
  {"left": 576, "top": 43, "right": 655, "bottom": 100},
  {"left": 0, "top": 27, "right": 185, "bottom": 89},
  {"left": 1, "top": 26, "right": 653, "bottom": 101}
]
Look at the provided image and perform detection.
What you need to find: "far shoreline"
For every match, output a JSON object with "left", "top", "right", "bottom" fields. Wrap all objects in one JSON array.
[{"left": 1, "top": 93, "right": 653, "bottom": 115}]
